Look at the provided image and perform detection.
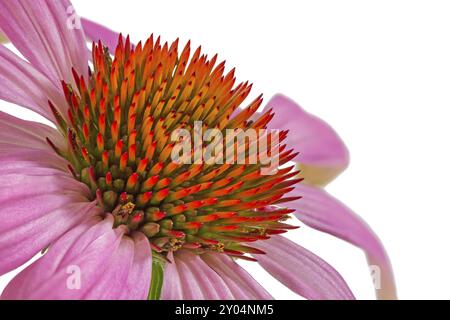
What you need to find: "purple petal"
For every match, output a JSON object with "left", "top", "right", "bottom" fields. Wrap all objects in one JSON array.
[
  {"left": 201, "top": 253, "right": 273, "bottom": 300},
  {"left": 0, "top": 110, "right": 65, "bottom": 151},
  {"left": 0, "top": 0, "right": 89, "bottom": 86},
  {"left": 252, "top": 236, "right": 355, "bottom": 300},
  {"left": 0, "top": 114, "right": 93, "bottom": 276},
  {"left": 0, "top": 109, "right": 68, "bottom": 170},
  {"left": 289, "top": 185, "right": 397, "bottom": 299},
  {"left": 118, "top": 232, "right": 153, "bottom": 300},
  {"left": 0, "top": 149, "right": 69, "bottom": 172},
  {"left": 0, "top": 199, "right": 96, "bottom": 277},
  {"left": 161, "top": 250, "right": 235, "bottom": 299},
  {"left": 81, "top": 18, "right": 121, "bottom": 51},
  {"left": 265, "top": 94, "right": 350, "bottom": 186},
  {"left": 0, "top": 155, "right": 92, "bottom": 276},
  {"left": 0, "top": 46, "right": 68, "bottom": 122},
  {"left": 160, "top": 252, "right": 183, "bottom": 299},
  {"left": 2, "top": 215, "right": 152, "bottom": 300}
]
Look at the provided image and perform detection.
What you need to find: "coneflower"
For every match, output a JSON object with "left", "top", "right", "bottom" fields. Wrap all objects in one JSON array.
[
  {"left": 60, "top": 34, "right": 300, "bottom": 257},
  {"left": 0, "top": 0, "right": 396, "bottom": 300}
]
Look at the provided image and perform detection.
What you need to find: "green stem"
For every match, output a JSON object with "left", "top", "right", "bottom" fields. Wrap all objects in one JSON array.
[{"left": 148, "top": 253, "right": 166, "bottom": 300}]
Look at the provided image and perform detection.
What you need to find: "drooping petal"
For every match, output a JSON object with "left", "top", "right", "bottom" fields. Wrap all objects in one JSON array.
[
  {"left": 288, "top": 185, "right": 397, "bottom": 299},
  {"left": 252, "top": 235, "right": 355, "bottom": 300},
  {"left": 0, "top": 199, "right": 95, "bottom": 277},
  {"left": 117, "top": 232, "right": 153, "bottom": 300},
  {"left": 0, "top": 156, "right": 93, "bottom": 276},
  {"left": 160, "top": 252, "right": 183, "bottom": 299},
  {"left": 0, "top": 0, "right": 89, "bottom": 86},
  {"left": 1, "top": 215, "right": 152, "bottom": 300},
  {"left": 161, "top": 250, "right": 235, "bottom": 299},
  {"left": 81, "top": 18, "right": 121, "bottom": 51},
  {"left": 201, "top": 253, "right": 273, "bottom": 300},
  {"left": 0, "top": 110, "right": 64, "bottom": 151},
  {"left": 0, "top": 110, "right": 68, "bottom": 170},
  {"left": 0, "top": 46, "right": 68, "bottom": 122},
  {"left": 264, "top": 94, "right": 349, "bottom": 186},
  {"left": 0, "top": 113, "right": 92, "bottom": 276},
  {"left": 0, "top": 149, "right": 69, "bottom": 172}
]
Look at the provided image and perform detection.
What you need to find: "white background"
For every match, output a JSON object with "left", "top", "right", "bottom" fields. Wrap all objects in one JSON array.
[{"left": 1, "top": 0, "right": 450, "bottom": 299}]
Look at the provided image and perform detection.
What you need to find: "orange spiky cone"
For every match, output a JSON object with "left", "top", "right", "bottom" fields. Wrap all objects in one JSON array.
[{"left": 53, "top": 34, "right": 300, "bottom": 259}]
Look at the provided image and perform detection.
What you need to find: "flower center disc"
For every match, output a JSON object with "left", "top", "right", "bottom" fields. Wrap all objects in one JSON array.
[{"left": 55, "top": 35, "right": 300, "bottom": 256}]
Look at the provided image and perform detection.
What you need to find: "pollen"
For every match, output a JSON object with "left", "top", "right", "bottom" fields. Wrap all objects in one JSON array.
[{"left": 53, "top": 34, "right": 301, "bottom": 258}]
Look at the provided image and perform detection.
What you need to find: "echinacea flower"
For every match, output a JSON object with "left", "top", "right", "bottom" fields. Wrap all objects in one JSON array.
[{"left": 0, "top": 0, "right": 396, "bottom": 300}]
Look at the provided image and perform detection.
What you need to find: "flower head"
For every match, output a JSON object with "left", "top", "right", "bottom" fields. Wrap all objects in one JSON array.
[{"left": 55, "top": 35, "right": 301, "bottom": 258}]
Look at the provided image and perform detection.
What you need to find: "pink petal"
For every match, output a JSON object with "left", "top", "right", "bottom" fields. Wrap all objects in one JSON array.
[
  {"left": 0, "top": 161, "right": 91, "bottom": 222},
  {"left": 265, "top": 94, "right": 349, "bottom": 186},
  {"left": 0, "top": 149, "right": 69, "bottom": 172},
  {"left": 81, "top": 18, "right": 121, "bottom": 51},
  {"left": 0, "top": 200, "right": 96, "bottom": 277},
  {"left": 160, "top": 252, "right": 183, "bottom": 299},
  {"left": 118, "top": 232, "right": 153, "bottom": 300},
  {"left": 0, "top": 0, "right": 89, "bottom": 86},
  {"left": 0, "top": 110, "right": 64, "bottom": 151},
  {"left": 0, "top": 156, "right": 92, "bottom": 276},
  {"left": 0, "top": 46, "right": 68, "bottom": 122},
  {"left": 2, "top": 215, "right": 152, "bottom": 300},
  {"left": 0, "top": 115, "right": 93, "bottom": 276},
  {"left": 201, "top": 253, "right": 273, "bottom": 300},
  {"left": 0, "top": 109, "right": 68, "bottom": 170},
  {"left": 161, "top": 250, "right": 235, "bottom": 299},
  {"left": 252, "top": 235, "right": 355, "bottom": 300},
  {"left": 288, "top": 185, "right": 397, "bottom": 299}
]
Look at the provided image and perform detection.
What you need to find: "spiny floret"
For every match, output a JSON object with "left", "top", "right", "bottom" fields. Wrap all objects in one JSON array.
[{"left": 55, "top": 34, "right": 301, "bottom": 259}]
